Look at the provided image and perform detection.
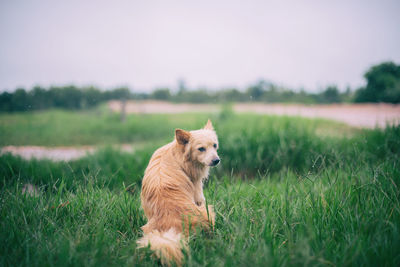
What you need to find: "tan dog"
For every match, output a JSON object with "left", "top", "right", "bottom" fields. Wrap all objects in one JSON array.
[{"left": 137, "top": 120, "right": 219, "bottom": 265}]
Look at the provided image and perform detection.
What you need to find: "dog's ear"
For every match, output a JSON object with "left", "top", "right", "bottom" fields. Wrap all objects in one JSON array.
[
  {"left": 203, "top": 119, "right": 214, "bottom": 130},
  {"left": 175, "top": 129, "right": 191, "bottom": 145}
]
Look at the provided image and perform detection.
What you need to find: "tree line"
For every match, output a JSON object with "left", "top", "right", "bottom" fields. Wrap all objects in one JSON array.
[
  {"left": 0, "top": 86, "right": 135, "bottom": 112},
  {"left": 1, "top": 61, "right": 399, "bottom": 112}
]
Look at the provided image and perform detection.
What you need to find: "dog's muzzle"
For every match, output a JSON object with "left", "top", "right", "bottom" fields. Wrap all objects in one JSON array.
[{"left": 211, "top": 158, "right": 220, "bottom": 166}]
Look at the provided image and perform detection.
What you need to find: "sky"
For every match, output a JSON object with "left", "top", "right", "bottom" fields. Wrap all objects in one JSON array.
[{"left": 0, "top": 0, "right": 399, "bottom": 92}]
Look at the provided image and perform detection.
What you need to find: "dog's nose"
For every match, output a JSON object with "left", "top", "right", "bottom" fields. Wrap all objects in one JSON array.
[{"left": 212, "top": 158, "right": 220, "bottom": 166}]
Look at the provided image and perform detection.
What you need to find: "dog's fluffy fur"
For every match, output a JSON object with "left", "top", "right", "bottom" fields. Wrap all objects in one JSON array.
[{"left": 137, "top": 120, "right": 219, "bottom": 265}]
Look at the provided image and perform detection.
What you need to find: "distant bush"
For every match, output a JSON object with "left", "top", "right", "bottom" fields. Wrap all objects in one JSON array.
[{"left": 355, "top": 61, "right": 400, "bottom": 103}]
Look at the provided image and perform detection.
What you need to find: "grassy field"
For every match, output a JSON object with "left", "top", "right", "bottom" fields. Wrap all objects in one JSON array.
[
  {"left": 0, "top": 105, "right": 359, "bottom": 146},
  {"left": 1, "top": 108, "right": 399, "bottom": 266}
]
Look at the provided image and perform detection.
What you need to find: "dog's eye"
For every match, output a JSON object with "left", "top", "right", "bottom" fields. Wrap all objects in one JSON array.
[
  {"left": 198, "top": 147, "right": 206, "bottom": 152},
  {"left": 213, "top": 143, "right": 217, "bottom": 148}
]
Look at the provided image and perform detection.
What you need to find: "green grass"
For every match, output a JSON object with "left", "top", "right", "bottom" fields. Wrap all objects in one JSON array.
[
  {"left": 0, "top": 107, "right": 358, "bottom": 146},
  {"left": 0, "top": 108, "right": 210, "bottom": 146},
  {"left": 1, "top": 109, "right": 399, "bottom": 266}
]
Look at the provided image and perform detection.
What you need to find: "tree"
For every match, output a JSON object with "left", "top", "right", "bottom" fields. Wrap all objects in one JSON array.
[
  {"left": 30, "top": 86, "right": 52, "bottom": 110},
  {"left": 0, "top": 92, "right": 13, "bottom": 111},
  {"left": 11, "top": 88, "right": 31, "bottom": 111},
  {"left": 246, "top": 81, "right": 265, "bottom": 101},
  {"left": 82, "top": 87, "right": 103, "bottom": 108},
  {"left": 321, "top": 86, "right": 341, "bottom": 103},
  {"left": 106, "top": 87, "right": 131, "bottom": 122},
  {"left": 217, "top": 88, "right": 244, "bottom": 102},
  {"left": 151, "top": 88, "right": 171, "bottom": 100},
  {"left": 105, "top": 87, "right": 131, "bottom": 101},
  {"left": 355, "top": 61, "right": 400, "bottom": 103}
]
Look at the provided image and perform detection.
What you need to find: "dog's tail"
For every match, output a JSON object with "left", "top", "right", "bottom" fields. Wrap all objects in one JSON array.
[{"left": 137, "top": 228, "right": 187, "bottom": 266}]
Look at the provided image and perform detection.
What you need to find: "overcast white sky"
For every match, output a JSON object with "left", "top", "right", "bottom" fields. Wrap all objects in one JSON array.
[{"left": 0, "top": 0, "right": 399, "bottom": 92}]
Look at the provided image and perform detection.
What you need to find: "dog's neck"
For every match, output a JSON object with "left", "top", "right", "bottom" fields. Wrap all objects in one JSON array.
[
  {"left": 172, "top": 143, "right": 209, "bottom": 182},
  {"left": 182, "top": 159, "right": 209, "bottom": 183}
]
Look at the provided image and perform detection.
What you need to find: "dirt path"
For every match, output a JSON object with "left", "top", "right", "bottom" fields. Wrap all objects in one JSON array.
[{"left": 109, "top": 100, "right": 400, "bottom": 128}]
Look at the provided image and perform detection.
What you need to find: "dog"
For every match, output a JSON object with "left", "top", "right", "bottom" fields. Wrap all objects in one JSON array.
[{"left": 137, "top": 120, "right": 219, "bottom": 265}]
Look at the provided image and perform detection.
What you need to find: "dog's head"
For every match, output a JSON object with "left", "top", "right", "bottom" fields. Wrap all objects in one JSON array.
[{"left": 175, "top": 120, "right": 220, "bottom": 167}]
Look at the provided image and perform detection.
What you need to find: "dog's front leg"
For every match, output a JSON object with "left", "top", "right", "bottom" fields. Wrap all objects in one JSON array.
[{"left": 193, "top": 179, "right": 205, "bottom": 206}]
